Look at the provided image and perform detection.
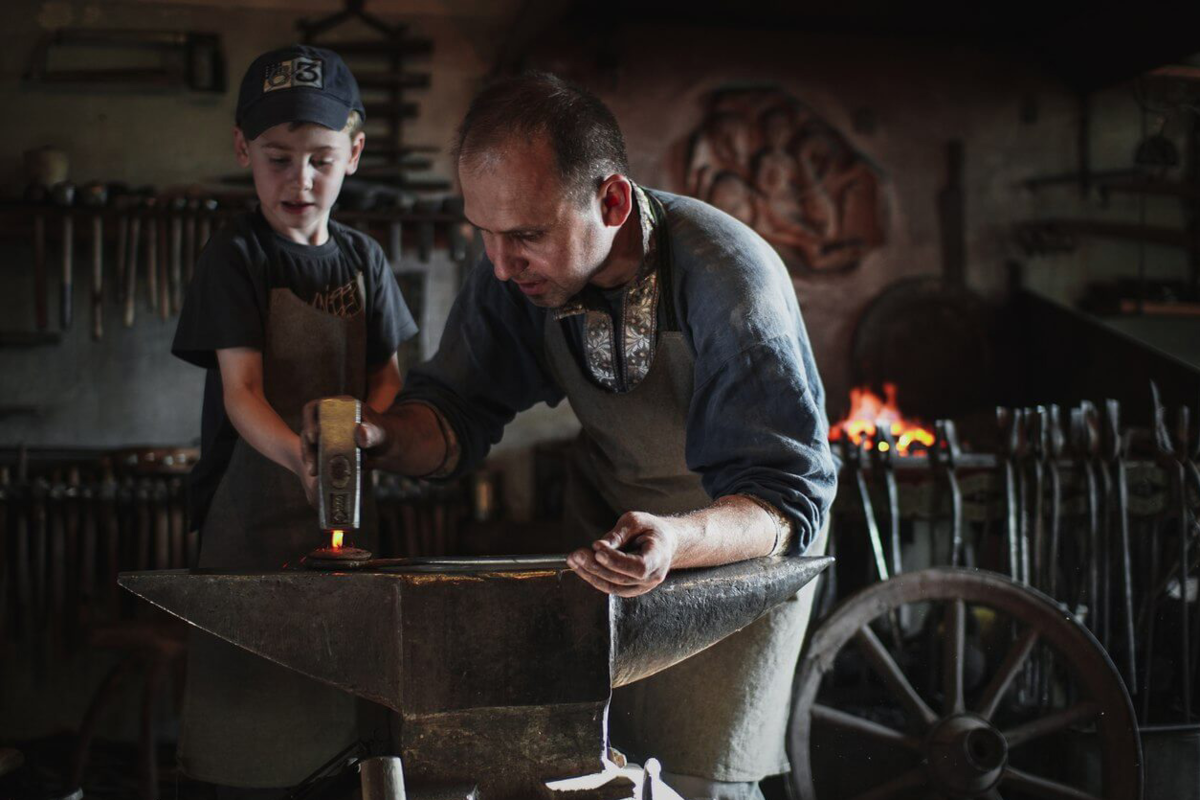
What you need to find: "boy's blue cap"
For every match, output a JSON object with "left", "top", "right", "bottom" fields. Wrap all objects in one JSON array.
[{"left": 236, "top": 45, "right": 365, "bottom": 141}]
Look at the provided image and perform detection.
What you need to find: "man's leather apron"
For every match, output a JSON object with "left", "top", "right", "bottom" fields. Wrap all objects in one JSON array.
[
  {"left": 178, "top": 219, "right": 376, "bottom": 788},
  {"left": 544, "top": 197, "right": 825, "bottom": 782}
]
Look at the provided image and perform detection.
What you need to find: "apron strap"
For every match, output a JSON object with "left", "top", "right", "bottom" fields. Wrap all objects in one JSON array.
[
  {"left": 644, "top": 192, "right": 679, "bottom": 334},
  {"left": 249, "top": 210, "right": 368, "bottom": 307}
]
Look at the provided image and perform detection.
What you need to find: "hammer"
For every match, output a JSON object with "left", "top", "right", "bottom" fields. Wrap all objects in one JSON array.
[
  {"left": 81, "top": 182, "right": 108, "bottom": 340},
  {"left": 316, "top": 398, "right": 363, "bottom": 537},
  {"left": 51, "top": 182, "right": 76, "bottom": 330}
]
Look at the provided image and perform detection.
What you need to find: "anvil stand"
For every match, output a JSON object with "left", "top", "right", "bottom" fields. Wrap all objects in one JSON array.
[{"left": 120, "top": 554, "right": 831, "bottom": 799}]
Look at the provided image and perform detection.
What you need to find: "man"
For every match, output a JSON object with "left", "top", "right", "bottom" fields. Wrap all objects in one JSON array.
[{"left": 303, "top": 72, "right": 836, "bottom": 800}]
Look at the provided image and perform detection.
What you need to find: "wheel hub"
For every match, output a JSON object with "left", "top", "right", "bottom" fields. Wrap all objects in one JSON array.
[{"left": 925, "top": 713, "right": 1007, "bottom": 797}]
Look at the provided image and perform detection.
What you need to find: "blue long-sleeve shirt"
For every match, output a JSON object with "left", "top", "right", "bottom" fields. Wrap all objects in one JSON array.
[{"left": 401, "top": 188, "right": 837, "bottom": 553}]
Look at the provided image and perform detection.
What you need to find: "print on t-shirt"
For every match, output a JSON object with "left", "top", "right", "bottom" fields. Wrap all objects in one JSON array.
[{"left": 310, "top": 275, "right": 363, "bottom": 317}]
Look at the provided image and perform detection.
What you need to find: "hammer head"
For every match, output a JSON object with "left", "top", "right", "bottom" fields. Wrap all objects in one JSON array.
[{"left": 317, "top": 397, "right": 362, "bottom": 535}]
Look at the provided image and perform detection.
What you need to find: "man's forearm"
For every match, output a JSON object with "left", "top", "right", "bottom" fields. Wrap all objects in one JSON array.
[{"left": 669, "top": 495, "right": 782, "bottom": 569}]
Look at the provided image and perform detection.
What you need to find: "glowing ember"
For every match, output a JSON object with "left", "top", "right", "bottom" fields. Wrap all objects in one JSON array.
[
  {"left": 829, "top": 383, "right": 936, "bottom": 456},
  {"left": 331, "top": 530, "right": 344, "bottom": 549}
]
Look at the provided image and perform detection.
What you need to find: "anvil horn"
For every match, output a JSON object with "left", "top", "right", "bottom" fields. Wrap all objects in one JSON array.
[{"left": 612, "top": 555, "right": 833, "bottom": 686}]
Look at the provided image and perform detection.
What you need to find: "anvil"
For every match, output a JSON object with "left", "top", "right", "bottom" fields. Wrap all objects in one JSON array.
[{"left": 120, "top": 554, "right": 830, "bottom": 798}]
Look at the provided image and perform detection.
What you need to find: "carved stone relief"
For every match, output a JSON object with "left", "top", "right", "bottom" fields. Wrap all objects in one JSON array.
[{"left": 684, "top": 87, "right": 886, "bottom": 274}]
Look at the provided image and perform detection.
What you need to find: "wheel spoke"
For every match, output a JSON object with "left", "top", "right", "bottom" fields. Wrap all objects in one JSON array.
[
  {"left": 943, "top": 598, "right": 966, "bottom": 714},
  {"left": 847, "top": 766, "right": 926, "bottom": 800},
  {"left": 1002, "top": 766, "right": 1101, "bottom": 800},
  {"left": 1003, "top": 701, "right": 1100, "bottom": 748},
  {"left": 811, "top": 703, "right": 922, "bottom": 752},
  {"left": 975, "top": 626, "right": 1039, "bottom": 720},
  {"left": 855, "top": 624, "right": 940, "bottom": 729}
]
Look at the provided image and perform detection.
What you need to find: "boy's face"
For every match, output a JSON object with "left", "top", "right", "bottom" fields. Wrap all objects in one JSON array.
[{"left": 234, "top": 121, "right": 365, "bottom": 245}]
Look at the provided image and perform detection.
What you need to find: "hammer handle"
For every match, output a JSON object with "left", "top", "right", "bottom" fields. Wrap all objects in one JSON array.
[{"left": 91, "top": 215, "right": 103, "bottom": 340}]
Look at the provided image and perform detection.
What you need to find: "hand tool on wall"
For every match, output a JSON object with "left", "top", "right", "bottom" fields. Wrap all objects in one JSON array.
[
  {"left": 934, "top": 420, "right": 964, "bottom": 568},
  {"left": 169, "top": 478, "right": 185, "bottom": 568},
  {"left": 184, "top": 198, "right": 198, "bottom": 285},
  {"left": 52, "top": 182, "right": 76, "bottom": 330},
  {"left": 1045, "top": 405, "right": 1065, "bottom": 601},
  {"left": 1070, "top": 403, "right": 1102, "bottom": 635},
  {"left": 1027, "top": 407, "right": 1048, "bottom": 594},
  {"left": 82, "top": 182, "right": 108, "bottom": 340},
  {"left": 113, "top": 194, "right": 130, "bottom": 306},
  {"left": 388, "top": 217, "right": 404, "bottom": 267},
  {"left": 850, "top": 439, "right": 890, "bottom": 584},
  {"left": 123, "top": 198, "right": 142, "bottom": 327},
  {"left": 62, "top": 468, "right": 82, "bottom": 650},
  {"left": 158, "top": 203, "right": 171, "bottom": 320},
  {"left": 875, "top": 425, "right": 902, "bottom": 581},
  {"left": 135, "top": 479, "right": 151, "bottom": 570},
  {"left": 153, "top": 479, "right": 170, "bottom": 570},
  {"left": 198, "top": 198, "right": 217, "bottom": 254},
  {"left": 997, "top": 408, "right": 1024, "bottom": 583},
  {"left": 143, "top": 196, "right": 158, "bottom": 315},
  {"left": 1149, "top": 381, "right": 1191, "bottom": 722},
  {"left": 170, "top": 197, "right": 185, "bottom": 315},
  {"left": 1103, "top": 398, "right": 1138, "bottom": 693},
  {"left": 32, "top": 193, "right": 49, "bottom": 331}
]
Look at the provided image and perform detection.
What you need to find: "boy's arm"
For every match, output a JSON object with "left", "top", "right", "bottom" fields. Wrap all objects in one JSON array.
[
  {"left": 365, "top": 353, "right": 402, "bottom": 414},
  {"left": 217, "top": 347, "right": 317, "bottom": 505}
]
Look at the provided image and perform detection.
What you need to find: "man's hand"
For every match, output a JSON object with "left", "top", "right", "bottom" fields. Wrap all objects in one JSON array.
[
  {"left": 567, "top": 511, "right": 680, "bottom": 597},
  {"left": 300, "top": 397, "right": 393, "bottom": 486}
]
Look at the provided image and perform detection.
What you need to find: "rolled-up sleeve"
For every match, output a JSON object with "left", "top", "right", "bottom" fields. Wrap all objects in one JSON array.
[
  {"left": 665, "top": 192, "right": 837, "bottom": 554},
  {"left": 400, "top": 259, "right": 565, "bottom": 476}
]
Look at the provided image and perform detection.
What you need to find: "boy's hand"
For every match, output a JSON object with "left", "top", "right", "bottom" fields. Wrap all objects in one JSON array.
[{"left": 300, "top": 397, "right": 393, "bottom": 479}]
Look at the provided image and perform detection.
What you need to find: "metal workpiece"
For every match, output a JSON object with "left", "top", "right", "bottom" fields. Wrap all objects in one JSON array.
[
  {"left": 610, "top": 555, "right": 834, "bottom": 687},
  {"left": 317, "top": 397, "right": 362, "bottom": 533},
  {"left": 120, "top": 553, "right": 831, "bottom": 796}
]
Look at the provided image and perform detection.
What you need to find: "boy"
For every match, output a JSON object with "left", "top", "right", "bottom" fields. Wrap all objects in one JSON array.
[{"left": 171, "top": 45, "right": 417, "bottom": 794}]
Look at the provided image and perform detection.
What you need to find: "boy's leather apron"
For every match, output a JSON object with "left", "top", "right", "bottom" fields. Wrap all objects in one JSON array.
[
  {"left": 178, "top": 220, "right": 376, "bottom": 788},
  {"left": 545, "top": 197, "right": 825, "bottom": 782}
]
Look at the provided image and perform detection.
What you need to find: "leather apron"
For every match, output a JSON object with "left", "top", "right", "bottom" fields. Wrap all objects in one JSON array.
[
  {"left": 545, "top": 197, "right": 825, "bottom": 782},
  {"left": 178, "top": 218, "right": 377, "bottom": 788}
]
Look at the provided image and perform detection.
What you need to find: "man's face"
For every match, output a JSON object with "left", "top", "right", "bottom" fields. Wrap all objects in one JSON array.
[
  {"left": 235, "top": 121, "right": 364, "bottom": 244},
  {"left": 459, "top": 136, "right": 615, "bottom": 308}
]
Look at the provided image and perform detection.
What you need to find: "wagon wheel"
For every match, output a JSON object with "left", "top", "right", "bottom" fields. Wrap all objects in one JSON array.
[{"left": 787, "top": 568, "right": 1141, "bottom": 800}]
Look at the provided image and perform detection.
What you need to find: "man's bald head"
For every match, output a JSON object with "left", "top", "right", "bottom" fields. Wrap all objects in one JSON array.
[{"left": 454, "top": 72, "right": 630, "bottom": 204}]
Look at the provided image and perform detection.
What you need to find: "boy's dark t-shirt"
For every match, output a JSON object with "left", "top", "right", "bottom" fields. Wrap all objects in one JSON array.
[{"left": 172, "top": 210, "right": 418, "bottom": 530}]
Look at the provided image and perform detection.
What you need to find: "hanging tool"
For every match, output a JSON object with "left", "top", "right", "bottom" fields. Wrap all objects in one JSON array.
[
  {"left": 997, "top": 407, "right": 1025, "bottom": 583},
  {"left": 198, "top": 198, "right": 217, "bottom": 254},
  {"left": 170, "top": 197, "right": 186, "bottom": 314},
  {"left": 158, "top": 203, "right": 170, "bottom": 320},
  {"left": 52, "top": 182, "right": 76, "bottom": 330},
  {"left": 184, "top": 198, "right": 198, "bottom": 285},
  {"left": 81, "top": 182, "right": 107, "bottom": 340},
  {"left": 1045, "top": 405, "right": 1065, "bottom": 601},
  {"left": 144, "top": 196, "right": 158, "bottom": 315},
  {"left": 1149, "top": 381, "right": 1191, "bottom": 721},
  {"left": 113, "top": 193, "right": 130, "bottom": 306},
  {"left": 934, "top": 420, "right": 964, "bottom": 568},
  {"left": 1070, "top": 402, "right": 1102, "bottom": 635},
  {"left": 874, "top": 425, "right": 902, "bottom": 581},
  {"left": 849, "top": 438, "right": 890, "bottom": 585},
  {"left": 32, "top": 191, "right": 49, "bottom": 330},
  {"left": 123, "top": 197, "right": 142, "bottom": 327},
  {"left": 1103, "top": 399, "right": 1138, "bottom": 693}
]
